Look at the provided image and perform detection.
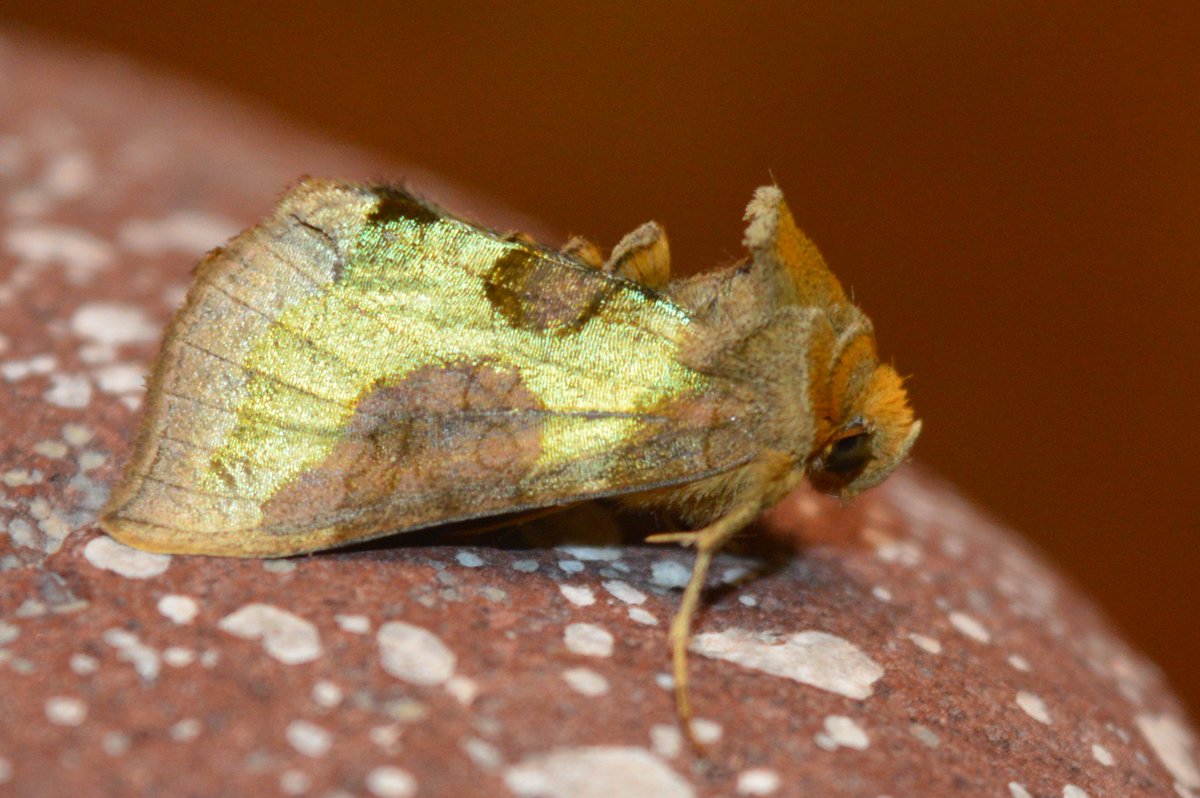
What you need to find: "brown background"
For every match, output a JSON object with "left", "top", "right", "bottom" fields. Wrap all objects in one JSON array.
[{"left": 6, "top": 4, "right": 1197, "bottom": 717}]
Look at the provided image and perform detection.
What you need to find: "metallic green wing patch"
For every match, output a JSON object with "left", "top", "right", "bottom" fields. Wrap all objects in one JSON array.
[{"left": 102, "top": 180, "right": 755, "bottom": 555}]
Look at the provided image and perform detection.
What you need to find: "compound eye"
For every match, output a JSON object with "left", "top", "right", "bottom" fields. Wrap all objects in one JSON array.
[{"left": 823, "top": 432, "right": 873, "bottom": 479}]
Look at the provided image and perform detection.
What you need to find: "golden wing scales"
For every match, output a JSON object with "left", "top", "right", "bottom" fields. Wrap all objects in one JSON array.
[{"left": 102, "top": 180, "right": 756, "bottom": 556}]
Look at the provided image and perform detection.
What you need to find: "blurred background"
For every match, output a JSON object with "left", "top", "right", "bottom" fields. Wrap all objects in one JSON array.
[{"left": 5, "top": 3, "right": 1197, "bottom": 715}]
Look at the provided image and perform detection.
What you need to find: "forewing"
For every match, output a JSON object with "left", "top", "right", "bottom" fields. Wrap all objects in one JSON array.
[{"left": 102, "top": 180, "right": 755, "bottom": 556}]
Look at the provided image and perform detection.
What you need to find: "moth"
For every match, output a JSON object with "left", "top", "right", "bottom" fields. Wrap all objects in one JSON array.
[{"left": 101, "top": 180, "right": 920, "bottom": 740}]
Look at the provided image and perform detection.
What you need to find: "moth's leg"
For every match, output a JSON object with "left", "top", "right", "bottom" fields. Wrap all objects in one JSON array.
[
  {"left": 605, "top": 221, "right": 670, "bottom": 288},
  {"left": 648, "top": 501, "right": 759, "bottom": 751},
  {"left": 560, "top": 236, "right": 605, "bottom": 269},
  {"left": 643, "top": 530, "right": 700, "bottom": 544}
]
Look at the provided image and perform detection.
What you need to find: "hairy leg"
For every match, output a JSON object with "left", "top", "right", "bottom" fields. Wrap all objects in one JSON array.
[{"left": 646, "top": 500, "right": 759, "bottom": 750}]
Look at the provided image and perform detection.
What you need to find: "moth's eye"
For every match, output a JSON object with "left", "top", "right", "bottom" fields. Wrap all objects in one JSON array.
[{"left": 823, "top": 432, "right": 873, "bottom": 478}]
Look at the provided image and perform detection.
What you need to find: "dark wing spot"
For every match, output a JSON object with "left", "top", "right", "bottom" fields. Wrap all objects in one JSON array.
[
  {"left": 484, "top": 247, "right": 619, "bottom": 336},
  {"left": 368, "top": 186, "right": 441, "bottom": 227},
  {"left": 484, "top": 249, "right": 538, "bottom": 331},
  {"left": 259, "top": 361, "right": 546, "bottom": 531}
]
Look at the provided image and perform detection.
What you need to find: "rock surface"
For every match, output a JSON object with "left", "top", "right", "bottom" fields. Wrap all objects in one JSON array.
[{"left": 1, "top": 31, "right": 1198, "bottom": 798}]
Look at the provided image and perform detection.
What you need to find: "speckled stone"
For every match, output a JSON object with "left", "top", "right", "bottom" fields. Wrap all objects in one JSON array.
[{"left": 2, "top": 31, "right": 1198, "bottom": 798}]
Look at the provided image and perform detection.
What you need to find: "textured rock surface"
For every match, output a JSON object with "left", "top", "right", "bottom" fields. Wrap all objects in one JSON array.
[{"left": 2, "top": 31, "right": 1198, "bottom": 798}]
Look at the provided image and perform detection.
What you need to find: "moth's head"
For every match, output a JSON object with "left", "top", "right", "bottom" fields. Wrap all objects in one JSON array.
[
  {"left": 807, "top": 362, "right": 921, "bottom": 498},
  {"left": 741, "top": 184, "right": 920, "bottom": 497}
]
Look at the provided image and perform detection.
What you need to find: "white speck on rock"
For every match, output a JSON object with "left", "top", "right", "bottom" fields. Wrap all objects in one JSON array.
[
  {"left": 650, "top": 724, "right": 682, "bottom": 759},
  {"left": 456, "top": 551, "right": 485, "bottom": 568},
  {"left": 691, "top": 719, "right": 722, "bottom": 745},
  {"left": 1009, "top": 783, "right": 1033, "bottom": 798},
  {"left": 910, "top": 723, "right": 940, "bottom": 748},
  {"left": 3, "top": 469, "right": 36, "bottom": 487},
  {"left": 78, "top": 343, "right": 116, "bottom": 365},
  {"left": 871, "top": 586, "right": 892, "bottom": 602},
  {"left": 118, "top": 210, "right": 239, "bottom": 255},
  {"left": 157, "top": 594, "right": 198, "bottom": 624},
  {"left": 33, "top": 440, "right": 68, "bottom": 458},
  {"left": 651, "top": 560, "right": 691, "bottom": 589},
  {"left": 78, "top": 451, "right": 106, "bottom": 472},
  {"left": 6, "top": 224, "right": 114, "bottom": 280},
  {"left": 286, "top": 719, "right": 332, "bottom": 757},
  {"left": 512, "top": 559, "right": 540, "bottom": 572},
  {"left": 368, "top": 724, "right": 403, "bottom": 754},
  {"left": 44, "top": 373, "right": 92, "bottom": 408},
  {"left": 102, "top": 731, "right": 131, "bottom": 756},
  {"left": 169, "top": 717, "right": 201, "bottom": 742},
  {"left": 312, "top": 679, "right": 344, "bottom": 708},
  {"left": 0, "top": 621, "right": 18, "bottom": 646},
  {"left": 908, "top": 633, "right": 942, "bottom": 654},
  {"left": 504, "top": 746, "right": 693, "bottom": 798},
  {"left": 84, "top": 537, "right": 170, "bottom": 579},
  {"left": 559, "top": 584, "right": 596, "bottom": 607},
  {"left": 1063, "top": 786, "right": 1089, "bottom": 798},
  {"left": 0, "top": 354, "right": 56, "bottom": 382},
  {"left": 1016, "top": 691, "right": 1051, "bottom": 724},
  {"left": 940, "top": 533, "right": 969, "bottom": 559},
  {"left": 948, "top": 611, "right": 991, "bottom": 643},
  {"left": 335, "top": 614, "right": 370, "bottom": 634},
  {"left": 445, "top": 675, "right": 480, "bottom": 705},
  {"left": 1137, "top": 712, "right": 1200, "bottom": 789},
  {"left": 279, "top": 770, "right": 310, "bottom": 796},
  {"left": 161, "top": 282, "right": 189, "bottom": 309},
  {"left": 874, "top": 539, "right": 921, "bottom": 567},
  {"left": 103, "top": 628, "right": 161, "bottom": 682},
  {"left": 262, "top": 559, "right": 296, "bottom": 574},
  {"left": 563, "top": 667, "right": 609, "bottom": 696},
  {"left": 1092, "top": 743, "right": 1114, "bottom": 766},
  {"left": 1008, "top": 653, "right": 1032, "bottom": 671},
  {"left": 365, "top": 766, "right": 417, "bottom": 798},
  {"left": 558, "top": 559, "right": 585, "bottom": 573},
  {"left": 377, "top": 621, "right": 456, "bottom": 685},
  {"left": 71, "top": 303, "right": 159, "bottom": 346},
  {"left": 557, "top": 545, "right": 621, "bottom": 561},
  {"left": 45, "top": 696, "right": 87, "bottom": 726},
  {"left": 720, "top": 565, "right": 751, "bottom": 584},
  {"left": 463, "top": 737, "right": 504, "bottom": 770},
  {"left": 62, "top": 423, "right": 93, "bottom": 446},
  {"left": 603, "top": 580, "right": 647, "bottom": 605},
  {"left": 93, "top": 363, "right": 145, "bottom": 395},
  {"left": 162, "top": 647, "right": 195, "bottom": 667},
  {"left": 737, "top": 768, "right": 781, "bottom": 795},
  {"left": 691, "top": 628, "right": 883, "bottom": 699},
  {"left": 564, "top": 623, "right": 614, "bottom": 657},
  {"left": 629, "top": 607, "right": 658, "bottom": 626},
  {"left": 41, "top": 150, "right": 96, "bottom": 199},
  {"left": 816, "top": 715, "right": 869, "bottom": 750},
  {"left": 7, "top": 517, "right": 36, "bottom": 550},
  {"left": 218, "top": 604, "right": 322, "bottom": 665},
  {"left": 70, "top": 653, "right": 98, "bottom": 674}
]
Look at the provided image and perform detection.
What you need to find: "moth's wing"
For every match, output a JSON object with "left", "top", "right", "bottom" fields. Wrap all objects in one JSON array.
[{"left": 101, "top": 180, "right": 757, "bottom": 556}]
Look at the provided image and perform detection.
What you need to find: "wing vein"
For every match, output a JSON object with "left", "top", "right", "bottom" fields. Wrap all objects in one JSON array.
[{"left": 199, "top": 279, "right": 377, "bottom": 381}]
